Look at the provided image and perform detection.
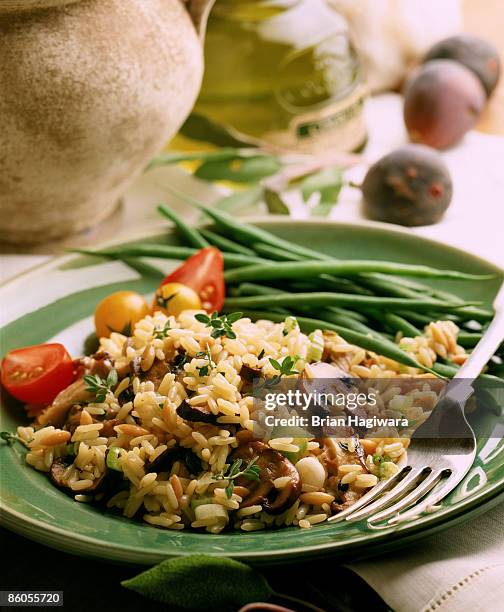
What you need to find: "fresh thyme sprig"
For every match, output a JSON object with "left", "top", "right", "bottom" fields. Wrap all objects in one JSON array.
[
  {"left": 267, "top": 356, "right": 299, "bottom": 386},
  {"left": 195, "top": 345, "right": 215, "bottom": 377},
  {"left": 0, "top": 431, "right": 29, "bottom": 447},
  {"left": 83, "top": 369, "right": 118, "bottom": 402},
  {"left": 195, "top": 311, "right": 243, "bottom": 340},
  {"left": 215, "top": 456, "right": 261, "bottom": 498},
  {"left": 153, "top": 320, "right": 171, "bottom": 340}
]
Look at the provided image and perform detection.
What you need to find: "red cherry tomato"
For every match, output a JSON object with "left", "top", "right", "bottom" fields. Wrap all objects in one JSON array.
[
  {"left": 160, "top": 247, "right": 225, "bottom": 312},
  {"left": 1, "top": 343, "right": 75, "bottom": 406}
]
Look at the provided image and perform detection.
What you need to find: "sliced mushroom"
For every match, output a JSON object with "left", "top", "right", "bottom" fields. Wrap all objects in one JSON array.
[
  {"left": 232, "top": 441, "right": 301, "bottom": 515},
  {"left": 37, "top": 379, "right": 94, "bottom": 428},
  {"left": 50, "top": 458, "right": 108, "bottom": 493},
  {"left": 240, "top": 365, "right": 263, "bottom": 383},
  {"left": 37, "top": 351, "right": 119, "bottom": 428},
  {"left": 331, "top": 487, "right": 362, "bottom": 513},
  {"left": 130, "top": 357, "right": 175, "bottom": 390},
  {"left": 177, "top": 400, "right": 218, "bottom": 424},
  {"left": 146, "top": 446, "right": 202, "bottom": 474}
]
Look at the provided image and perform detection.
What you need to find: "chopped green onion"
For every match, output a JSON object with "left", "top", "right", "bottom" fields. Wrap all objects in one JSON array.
[
  {"left": 306, "top": 329, "right": 324, "bottom": 362},
  {"left": 282, "top": 438, "right": 308, "bottom": 464},
  {"left": 190, "top": 496, "right": 215, "bottom": 510},
  {"left": 106, "top": 447, "right": 123, "bottom": 472},
  {"left": 283, "top": 316, "right": 299, "bottom": 335}
]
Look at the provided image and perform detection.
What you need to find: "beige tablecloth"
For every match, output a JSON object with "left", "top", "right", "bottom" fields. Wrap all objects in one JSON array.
[{"left": 348, "top": 501, "right": 504, "bottom": 611}]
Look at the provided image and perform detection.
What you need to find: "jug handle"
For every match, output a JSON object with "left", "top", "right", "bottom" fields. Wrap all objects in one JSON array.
[{"left": 184, "top": 0, "right": 215, "bottom": 40}]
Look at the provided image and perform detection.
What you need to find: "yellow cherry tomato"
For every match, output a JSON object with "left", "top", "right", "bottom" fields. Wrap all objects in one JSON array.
[
  {"left": 95, "top": 291, "right": 150, "bottom": 338},
  {"left": 153, "top": 282, "right": 201, "bottom": 317}
]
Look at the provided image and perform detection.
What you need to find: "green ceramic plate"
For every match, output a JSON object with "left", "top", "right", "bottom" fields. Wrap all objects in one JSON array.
[{"left": 1, "top": 219, "right": 503, "bottom": 566}]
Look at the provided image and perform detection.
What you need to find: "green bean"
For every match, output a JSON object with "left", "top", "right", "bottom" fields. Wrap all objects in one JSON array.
[
  {"left": 253, "top": 243, "right": 305, "bottom": 261},
  {"left": 234, "top": 282, "right": 386, "bottom": 338},
  {"left": 383, "top": 313, "right": 422, "bottom": 338},
  {"left": 157, "top": 204, "right": 209, "bottom": 249},
  {"left": 366, "top": 273, "right": 495, "bottom": 321},
  {"left": 224, "top": 260, "right": 492, "bottom": 285},
  {"left": 359, "top": 275, "right": 422, "bottom": 299},
  {"left": 199, "top": 228, "right": 255, "bottom": 256},
  {"left": 253, "top": 245, "right": 373, "bottom": 295},
  {"left": 71, "top": 245, "right": 268, "bottom": 269},
  {"left": 119, "top": 257, "right": 164, "bottom": 280},
  {"left": 318, "top": 274, "right": 374, "bottom": 296},
  {"left": 457, "top": 332, "right": 482, "bottom": 348},
  {"left": 432, "top": 362, "right": 504, "bottom": 384},
  {"left": 224, "top": 292, "right": 476, "bottom": 313},
  {"left": 226, "top": 309, "right": 440, "bottom": 375},
  {"left": 303, "top": 307, "right": 390, "bottom": 339},
  {"left": 397, "top": 311, "right": 435, "bottom": 326},
  {"left": 164, "top": 187, "right": 330, "bottom": 260}
]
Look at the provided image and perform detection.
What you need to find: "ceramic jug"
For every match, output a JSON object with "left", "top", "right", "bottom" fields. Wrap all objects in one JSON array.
[{"left": 0, "top": 0, "right": 213, "bottom": 244}]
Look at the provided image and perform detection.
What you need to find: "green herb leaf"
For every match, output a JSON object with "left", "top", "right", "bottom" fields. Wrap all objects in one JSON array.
[
  {"left": 199, "top": 312, "right": 242, "bottom": 340},
  {"left": 195, "top": 155, "right": 281, "bottom": 184},
  {"left": 84, "top": 369, "right": 118, "bottom": 403},
  {"left": 0, "top": 431, "right": 28, "bottom": 447},
  {"left": 268, "top": 356, "right": 298, "bottom": 378},
  {"left": 216, "top": 456, "right": 262, "bottom": 498},
  {"left": 180, "top": 113, "right": 257, "bottom": 148},
  {"left": 195, "top": 313, "right": 211, "bottom": 324},
  {"left": 121, "top": 554, "right": 273, "bottom": 609},
  {"left": 225, "top": 312, "right": 243, "bottom": 324},
  {"left": 264, "top": 188, "right": 290, "bottom": 215},
  {"left": 196, "top": 345, "right": 215, "bottom": 377},
  {"left": 147, "top": 147, "right": 247, "bottom": 170},
  {"left": 153, "top": 321, "right": 171, "bottom": 340},
  {"left": 300, "top": 166, "right": 343, "bottom": 215}
]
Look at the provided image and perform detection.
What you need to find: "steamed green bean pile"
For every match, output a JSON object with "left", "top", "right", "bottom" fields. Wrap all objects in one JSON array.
[{"left": 75, "top": 200, "right": 503, "bottom": 379}]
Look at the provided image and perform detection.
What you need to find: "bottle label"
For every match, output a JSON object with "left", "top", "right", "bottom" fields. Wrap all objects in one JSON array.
[{"left": 265, "top": 83, "right": 367, "bottom": 154}]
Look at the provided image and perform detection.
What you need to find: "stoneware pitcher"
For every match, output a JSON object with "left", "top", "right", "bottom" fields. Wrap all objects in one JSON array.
[{"left": 0, "top": 0, "right": 213, "bottom": 244}]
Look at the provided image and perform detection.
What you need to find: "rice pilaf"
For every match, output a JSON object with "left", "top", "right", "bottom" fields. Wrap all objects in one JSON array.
[{"left": 18, "top": 310, "right": 466, "bottom": 533}]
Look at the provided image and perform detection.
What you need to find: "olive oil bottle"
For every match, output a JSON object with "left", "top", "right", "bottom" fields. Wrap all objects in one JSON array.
[{"left": 194, "top": 0, "right": 367, "bottom": 154}]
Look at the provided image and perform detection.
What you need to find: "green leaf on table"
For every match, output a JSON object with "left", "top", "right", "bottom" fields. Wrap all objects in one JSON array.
[
  {"left": 146, "top": 148, "right": 246, "bottom": 171},
  {"left": 180, "top": 113, "right": 256, "bottom": 148},
  {"left": 300, "top": 166, "right": 343, "bottom": 212},
  {"left": 121, "top": 555, "right": 273, "bottom": 610},
  {"left": 195, "top": 155, "right": 282, "bottom": 183},
  {"left": 214, "top": 185, "right": 264, "bottom": 214},
  {"left": 264, "top": 188, "right": 290, "bottom": 215}
]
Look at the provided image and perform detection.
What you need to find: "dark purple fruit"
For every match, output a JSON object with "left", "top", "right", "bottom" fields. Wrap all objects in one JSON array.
[
  {"left": 404, "top": 60, "right": 486, "bottom": 149},
  {"left": 424, "top": 34, "right": 501, "bottom": 97},
  {"left": 362, "top": 144, "right": 452, "bottom": 227}
]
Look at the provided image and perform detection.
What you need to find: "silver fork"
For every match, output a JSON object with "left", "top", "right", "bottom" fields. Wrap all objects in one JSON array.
[{"left": 328, "top": 281, "right": 504, "bottom": 527}]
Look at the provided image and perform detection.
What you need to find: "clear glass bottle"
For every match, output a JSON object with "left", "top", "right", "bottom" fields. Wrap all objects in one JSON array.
[{"left": 194, "top": 0, "right": 367, "bottom": 154}]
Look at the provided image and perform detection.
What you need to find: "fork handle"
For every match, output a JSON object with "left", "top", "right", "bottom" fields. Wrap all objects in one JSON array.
[{"left": 454, "top": 281, "right": 504, "bottom": 381}]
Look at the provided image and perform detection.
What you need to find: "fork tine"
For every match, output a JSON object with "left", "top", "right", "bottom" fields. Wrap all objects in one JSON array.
[
  {"left": 368, "top": 468, "right": 449, "bottom": 525},
  {"left": 343, "top": 467, "right": 427, "bottom": 523},
  {"left": 326, "top": 466, "right": 411, "bottom": 523},
  {"left": 387, "top": 470, "right": 460, "bottom": 525}
]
